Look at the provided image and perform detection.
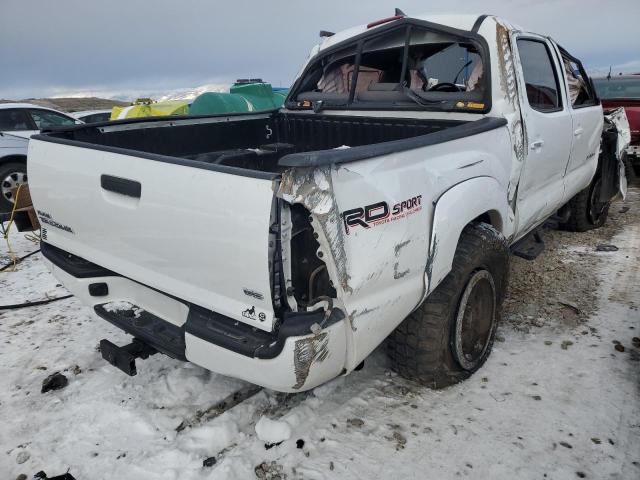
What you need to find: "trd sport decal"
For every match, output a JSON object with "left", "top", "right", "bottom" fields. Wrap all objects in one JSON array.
[{"left": 341, "top": 195, "right": 423, "bottom": 234}]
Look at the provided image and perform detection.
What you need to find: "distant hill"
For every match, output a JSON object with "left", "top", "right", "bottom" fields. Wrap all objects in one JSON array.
[{"left": 0, "top": 97, "right": 129, "bottom": 112}]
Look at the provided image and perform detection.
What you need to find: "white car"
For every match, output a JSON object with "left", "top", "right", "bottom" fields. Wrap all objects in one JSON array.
[
  {"left": 0, "top": 103, "right": 81, "bottom": 212},
  {"left": 29, "top": 14, "right": 629, "bottom": 392},
  {"left": 71, "top": 110, "right": 112, "bottom": 124}
]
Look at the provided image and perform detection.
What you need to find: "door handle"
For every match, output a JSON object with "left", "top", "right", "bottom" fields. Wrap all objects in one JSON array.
[
  {"left": 574, "top": 127, "right": 584, "bottom": 136},
  {"left": 101, "top": 174, "right": 141, "bottom": 198},
  {"left": 530, "top": 140, "right": 544, "bottom": 150}
]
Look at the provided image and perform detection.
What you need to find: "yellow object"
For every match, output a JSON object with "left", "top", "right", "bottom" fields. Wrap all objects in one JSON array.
[
  {"left": 466, "top": 102, "right": 485, "bottom": 109},
  {"left": 111, "top": 100, "right": 189, "bottom": 120}
]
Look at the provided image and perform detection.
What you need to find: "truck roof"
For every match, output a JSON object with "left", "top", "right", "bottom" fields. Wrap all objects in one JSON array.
[
  {"left": 316, "top": 14, "right": 514, "bottom": 54},
  {"left": 0, "top": 102, "right": 67, "bottom": 113}
]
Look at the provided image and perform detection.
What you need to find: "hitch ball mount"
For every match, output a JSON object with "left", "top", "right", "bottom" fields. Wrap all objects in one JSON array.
[{"left": 100, "top": 338, "right": 157, "bottom": 376}]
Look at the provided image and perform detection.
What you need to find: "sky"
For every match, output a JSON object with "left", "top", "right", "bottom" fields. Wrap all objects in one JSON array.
[{"left": 1, "top": 0, "right": 639, "bottom": 100}]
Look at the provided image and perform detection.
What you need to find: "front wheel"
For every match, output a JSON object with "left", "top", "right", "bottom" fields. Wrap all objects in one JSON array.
[
  {"left": 387, "top": 223, "right": 510, "bottom": 389},
  {"left": 0, "top": 161, "right": 28, "bottom": 213}
]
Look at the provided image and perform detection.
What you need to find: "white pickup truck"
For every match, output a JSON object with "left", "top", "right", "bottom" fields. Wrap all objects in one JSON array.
[{"left": 28, "top": 14, "right": 628, "bottom": 392}]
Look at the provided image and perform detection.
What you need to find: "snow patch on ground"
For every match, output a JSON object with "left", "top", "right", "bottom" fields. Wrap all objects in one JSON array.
[
  {"left": 255, "top": 417, "right": 292, "bottom": 444},
  {"left": 1, "top": 188, "right": 639, "bottom": 479}
]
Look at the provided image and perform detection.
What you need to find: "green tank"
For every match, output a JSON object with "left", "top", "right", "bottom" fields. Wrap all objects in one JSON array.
[{"left": 189, "top": 80, "right": 288, "bottom": 115}]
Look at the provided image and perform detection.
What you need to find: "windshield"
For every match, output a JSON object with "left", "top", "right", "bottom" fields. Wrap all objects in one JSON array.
[
  {"left": 289, "top": 21, "right": 489, "bottom": 113},
  {"left": 593, "top": 77, "right": 640, "bottom": 100}
]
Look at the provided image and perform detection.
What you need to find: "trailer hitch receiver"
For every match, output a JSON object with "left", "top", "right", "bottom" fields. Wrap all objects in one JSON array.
[{"left": 100, "top": 338, "right": 157, "bottom": 376}]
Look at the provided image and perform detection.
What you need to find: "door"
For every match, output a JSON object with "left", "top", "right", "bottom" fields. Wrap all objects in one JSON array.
[
  {"left": 513, "top": 36, "right": 573, "bottom": 237},
  {"left": 554, "top": 47, "right": 603, "bottom": 201}
]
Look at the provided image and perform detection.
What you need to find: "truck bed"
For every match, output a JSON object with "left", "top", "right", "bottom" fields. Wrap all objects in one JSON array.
[{"left": 36, "top": 112, "right": 502, "bottom": 176}]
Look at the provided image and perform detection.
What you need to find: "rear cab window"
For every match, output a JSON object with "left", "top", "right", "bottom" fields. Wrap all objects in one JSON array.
[{"left": 287, "top": 19, "right": 491, "bottom": 114}]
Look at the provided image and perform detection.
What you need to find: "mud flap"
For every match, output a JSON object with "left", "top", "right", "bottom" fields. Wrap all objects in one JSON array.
[
  {"left": 599, "top": 127, "right": 621, "bottom": 203},
  {"left": 600, "top": 107, "right": 631, "bottom": 201}
]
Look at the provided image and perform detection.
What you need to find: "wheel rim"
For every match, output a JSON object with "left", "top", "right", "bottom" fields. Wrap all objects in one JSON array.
[
  {"left": 588, "top": 177, "right": 607, "bottom": 225},
  {"left": 1, "top": 170, "right": 28, "bottom": 205},
  {"left": 453, "top": 269, "right": 496, "bottom": 371}
]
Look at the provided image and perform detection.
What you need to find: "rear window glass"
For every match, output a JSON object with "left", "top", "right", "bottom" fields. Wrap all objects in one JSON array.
[
  {"left": 407, "top": 31, "right": 483, "bottom": 93},
  {"left": 290, "top": 22, "right": 488, "bottom": 112},
  {"left": 593, "top": 77, "right": 640, "bottom": 100}
]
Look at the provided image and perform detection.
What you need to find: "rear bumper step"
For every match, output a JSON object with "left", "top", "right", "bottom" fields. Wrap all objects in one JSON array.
[
  {"left": 44, "top": 241, "right": 343, "bottom": 358},
  {"left": 42, "top": 242, "right": 350, "bottom": 391},
  {"left": 94, "top": 303, "right": 187, "bottom": 360}
]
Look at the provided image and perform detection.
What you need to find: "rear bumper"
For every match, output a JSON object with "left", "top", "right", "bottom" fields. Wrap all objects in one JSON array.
[{"left": 42, "top": 242, "right": 347, "bottom": 392}]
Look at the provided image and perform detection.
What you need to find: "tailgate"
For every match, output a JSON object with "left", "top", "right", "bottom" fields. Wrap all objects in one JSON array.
[{"left": 28, "top": 138, "right": 278, "bottom": 332}]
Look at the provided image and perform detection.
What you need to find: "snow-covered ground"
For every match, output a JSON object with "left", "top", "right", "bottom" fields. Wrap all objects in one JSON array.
[{"left": 1, "top": 190, "right": 639, "bottom": 480}]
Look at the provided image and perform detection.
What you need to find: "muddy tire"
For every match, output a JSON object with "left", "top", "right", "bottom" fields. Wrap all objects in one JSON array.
[
  {"left": 387, "top": 223, "right": 509, "bottom": 389},
  {"left": 0, "top": 161, "right": 28, "bottom": 213},
  {"left": 560, "top": 175, "right": 610, "bottom": 232}
]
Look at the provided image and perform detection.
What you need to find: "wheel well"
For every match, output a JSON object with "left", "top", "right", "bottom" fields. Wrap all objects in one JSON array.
[
  {"left": 471, "top": 210, "right": 503, "bottom": 232},
  {"left": 0, "top": 154, "right": 27, "bottom": 166}
]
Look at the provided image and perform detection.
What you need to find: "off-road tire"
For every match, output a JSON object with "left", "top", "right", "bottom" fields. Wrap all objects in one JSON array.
[
  {"left": 0, "top": 161, "right": 28, "bottom": 213},
  {"left": 387, "top": 223, "right": 510, "bottom": 389},
  {"left": 560, "top": 174, "right": 610, "bottom": 232}
]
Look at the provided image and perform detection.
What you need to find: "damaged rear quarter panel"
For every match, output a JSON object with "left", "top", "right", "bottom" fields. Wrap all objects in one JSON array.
[
  {"left": 277, "top": 132, "right": 509, "bottom": 369},
  {"left": 278, "top": 157, "right": 431, "bottom": 368}
]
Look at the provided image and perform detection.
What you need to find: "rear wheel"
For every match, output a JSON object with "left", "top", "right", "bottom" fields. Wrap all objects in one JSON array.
[
  {"left": 623, "top": 154, "right": 637, "bottom": 184},
  {"left": 560, "top": 175, "right": 610, "bottom": 232},
  {"left": 0, "top": 162, "right": 28, "bottom": 213},
  {"left": 387, "top": 223, "right": 509, "bottom": 389}
]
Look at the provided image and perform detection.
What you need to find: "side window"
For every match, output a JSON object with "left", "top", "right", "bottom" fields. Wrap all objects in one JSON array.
[
  {"left": 29, "top": 109, "right": 76, "bottom": 129},
  {"left": 85, "top": 113, "right": 111, "bottom": 123},
  {"left": 516, "top": 39, "right": 562, "bottom": 112},
  {"left": 0, "top": 109, "right": 33, "bottom": 131},
  {"left": 561, "top": 54, "right": 597, "bottom": 107}
]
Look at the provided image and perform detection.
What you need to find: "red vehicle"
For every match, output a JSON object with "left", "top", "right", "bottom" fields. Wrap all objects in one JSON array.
[{"left": 593, "top": 75, "right": 640, "bottom": 177}]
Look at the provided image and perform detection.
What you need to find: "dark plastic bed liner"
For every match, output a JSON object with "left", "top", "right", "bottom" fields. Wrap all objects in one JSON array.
[
  {"left": 32, "top": 112, "right": 506, "bottom": 176},
  {"left": 278, "top": 116, "right": 507, "bottom": 167}
]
